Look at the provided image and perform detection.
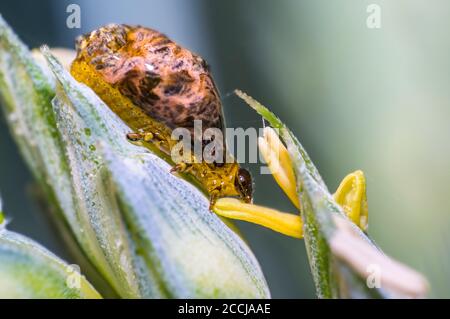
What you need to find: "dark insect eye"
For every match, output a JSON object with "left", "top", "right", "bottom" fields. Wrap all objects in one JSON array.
[
  {"left": 239, "top": 168, "right": 251, "bottom": 185},
  {"left": 235, "top": 168, "right": 252, "bottom": 201}
]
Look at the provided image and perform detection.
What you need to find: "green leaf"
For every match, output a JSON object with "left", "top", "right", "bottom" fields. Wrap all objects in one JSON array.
[
  {"left": 0, "top": 230, "right": 101, "bottom": 298},
  {"left": 236, "top": 89, "right": 429, "bottom": 298},
  {"left": 0, "top": 195, "right": 100, "bottom": 299}
]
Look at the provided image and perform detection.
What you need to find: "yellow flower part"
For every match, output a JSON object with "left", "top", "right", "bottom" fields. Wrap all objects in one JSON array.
[
  {"left": 333, "top": 170, "right": 368, "bottom": 231},
  {"left": 258, "top": 127, "right": 300, "bottom": 209},
  {"left": 212, "top": 127, "right": 369, "bottom": 239},
  {"left": 214, "top": 198, "right": 303, "bottom": 239}
]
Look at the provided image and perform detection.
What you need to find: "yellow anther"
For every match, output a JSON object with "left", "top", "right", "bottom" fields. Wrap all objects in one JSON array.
[
  {"left": 212, "top": 126, "right": 368, "bottom": 238},
  {"left": 258, "top": 127, "right": 300, "bottom": 209},
  {"left": 213, "top": 198, "right": 303, "bottom": 239},
  {"left": 333, "top": 170, "right": 368, "bottom": 231}
]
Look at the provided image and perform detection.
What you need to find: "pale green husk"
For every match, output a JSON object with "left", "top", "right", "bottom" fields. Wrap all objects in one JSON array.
[{"left": 0, "top": 209, "right": 100, "bottom": 298}]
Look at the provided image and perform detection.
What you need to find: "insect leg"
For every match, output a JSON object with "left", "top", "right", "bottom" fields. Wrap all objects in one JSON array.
[
  {"left": 170, "top": 161, "right": 196, "bottom": 174},
  {"left": 209, "top": 190, "right": 220, "bottom": 211},
  {"left": 170, "top": 162, "right": 188, "bottom": 173}
]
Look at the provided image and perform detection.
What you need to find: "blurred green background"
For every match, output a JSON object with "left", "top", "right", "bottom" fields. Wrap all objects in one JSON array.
[{"left": 1, "top": 0, "right": 449, "bottom": 298}]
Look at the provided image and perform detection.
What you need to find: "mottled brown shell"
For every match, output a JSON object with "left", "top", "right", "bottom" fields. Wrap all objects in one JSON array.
[
  {"left": 71, "top": 24, "right": 253, "bottom": 204},
  {"left": 74, "top": 24, "right": 223, "bottom": 133}
]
